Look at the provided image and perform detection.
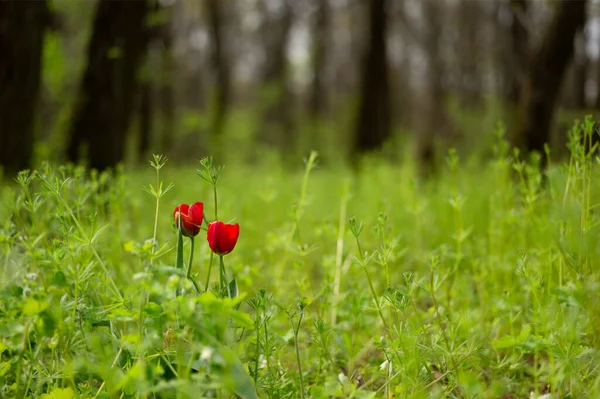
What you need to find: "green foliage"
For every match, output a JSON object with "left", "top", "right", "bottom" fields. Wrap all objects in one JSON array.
[{"left": 3, "top": 119, "right": 600, "bottom": 397}]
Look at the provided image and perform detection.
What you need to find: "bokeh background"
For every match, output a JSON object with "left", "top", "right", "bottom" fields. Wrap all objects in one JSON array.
[{"left": 0, "top": 0, "right": 596, "bottom": 175}]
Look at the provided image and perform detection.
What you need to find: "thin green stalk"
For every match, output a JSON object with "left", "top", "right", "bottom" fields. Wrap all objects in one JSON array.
[
  {"left": 356, "top": 237, "right": 391, "bottom": 333},
  {"left": 331, "top": 181, "right": 349, "bottom": 326},
  {"left": 175, "top": 217, "right": 184, "bottom": 296},
  {"left": 291, "top": 311, "right": 306, "bottom": 399},
  {"left": 15, "top": 321, "right": 31, "bottom": 398},
  {"left": 185, "top": 237, "right": 201, "bottom": 294},
  {"left": 254, "top": 309, "right": 261, "bottom": 386},
  {"left": 47, "top": 183, "right": 124, "bottom": 303},
  {"left": 150, "top": 168, "right": 160, "bottom": 264},
  {"left": 219, "top": 255, "right": 231, "bottom": 298},
  {"left": 355, "top": 236, "right": 402, "bottom": 371},
  {"left": 263, "top": 310, "right": 273, "bottom": 395},
  {"left": 430, "top": 267, "right": 455, "bottom": 369},
  {"left": 205, "top": 252, "right": 214, "bottom": 292}
]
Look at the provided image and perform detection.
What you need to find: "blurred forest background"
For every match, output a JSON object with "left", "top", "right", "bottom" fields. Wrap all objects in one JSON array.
[{"left": 0, "top": 0, "right": 597, "bottom": 176}]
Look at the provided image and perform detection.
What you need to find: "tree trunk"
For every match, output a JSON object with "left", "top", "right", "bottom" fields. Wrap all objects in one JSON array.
[
  {"left": 157, "top": 7, "right": 175, "bottom": 155},
  {"left": 0, "top": 0, "right": 48, "bottom": 175},
  {"left": 456, "top": 0, "right": 483, "bottom": 107},
  {"left": 207, "top": 0, "right": 230, "bottom": 140},
  {"left": 139, "top": 81, "right": 152, "bottom": 158},
  {"left": 353, "top": 0, "right": 390, "bottom": 154},
  {"left": 515, "top": 0, "right": 586, "bottom": 155},
  {"left": 67, "top": 0, "right": 148, "bottom": 171},
  {"left": 258, "top": 0, "right": 294, "bottom": 149},
  {"left": 506, "top": 0, "right": 529, "bottom": 106},
  {"left": 309, "top": 0, "right": 330, "bottom": 121},
  {"left": 306, "top": 0, "right": 330, "bottom": 153},
  {"left": 418, "top": 0, "right": 445, "bottom": 176}
]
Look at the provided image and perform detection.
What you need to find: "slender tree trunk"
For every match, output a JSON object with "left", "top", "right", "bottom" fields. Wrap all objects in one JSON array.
[
  {"left": 456, "top": 0, "right": 483, "bottom": 107},
  {"left": 0, "top": 0, "right": 48, "bottom": 175},
  {"left": 139, "top": 81, "right": 152, "bottom": 158},
  {"left": 207, "top": 0, "right": 230, "bottom": 140},
  {"left": 418, "top": 0, "right": 444, "bottom": 176},
  {"left": 354, "top": 0, "right": 390, "bottom": 154},
  {"left": 258, "top": 0, "right": 294, "bottom": 149},
  {"left": 515, "top": 0, "right": 587, "bottom": 155},
  {"left": 67, "top": 0, "right": 148, "bottom": 171},
  {"left": 158, "top": 11, "right": 175, "bottom": 155},
  {"left": 307, "top": 0, "right": 330, "bottom": 153},
  {"left": 309, "top": 0, "right": 330, "bottom": 121},
  {"left": 507, "top": 0, "right": 529, "bottom": 106}
]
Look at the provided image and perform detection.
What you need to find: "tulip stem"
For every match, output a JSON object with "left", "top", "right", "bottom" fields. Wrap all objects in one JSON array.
[
  {"left": 219, "top": 255, "right": 231, "bottom": 298},
  {"left": 186, "top": 237, "right": 201, "bottom": 294},
  {"left": 205, "top": 252, "right": 214, "bottom": 292},
  {"left": 175, "top": 217, "right": 184, "bottom": 297}
]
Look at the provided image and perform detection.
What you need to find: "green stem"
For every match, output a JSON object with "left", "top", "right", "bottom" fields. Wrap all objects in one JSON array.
[
  {"left": 254, "top": 308, "right": 261, "bottom": 385},
  {"left": 150, "top": 169, "right": 160, "bottom": 264},
  {"left": 356, "top": 238, "right": 390, "bottom": 332},
  {"left": 292, "top": 311, "right": 305, "bottom": 399},
  {"left": 175, "top": 217, "right": 184, "bottom": 296},
  {"left": 205, "top": 252, "right": 214, "bottom": 292},
  {"left": 430, "top": 267, "right": 455, "bottom": 368},
  {"left": 186, "top": 238, "right": 201, "bottom": 294},
  {"left": 219, "top": 255, "right": 231, "bottom": 298},
  {"left": 355, "top": 236, "right": 403, "bottom": 369}
]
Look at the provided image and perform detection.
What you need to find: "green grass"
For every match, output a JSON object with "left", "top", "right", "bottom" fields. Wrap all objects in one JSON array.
[{"left": 2, "top": 120, "right": 600, "bottom": 398}]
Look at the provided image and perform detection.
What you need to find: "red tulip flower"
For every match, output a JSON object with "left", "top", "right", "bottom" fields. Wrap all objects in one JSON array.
[
  {"left": 207, "top": 221, "right": 240, "bottom": 255},
  {"left": 173, "top": 202, "right": 204, "bottom": 237}
]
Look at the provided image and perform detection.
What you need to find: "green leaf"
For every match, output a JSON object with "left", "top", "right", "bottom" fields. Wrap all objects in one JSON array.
[
  {"left": 51, "top": 271, "right": 67, "bottom": 286},
  {"left": 148, "top": 265, "right": 185, "bottom": 276},
  {"left": 229, "top": 278, "right": 239, "bottom": 299},
  {"left": 218, "top": 344, "right": 258, "bottom": 399},
  {"left": 354, "top": 390, "right": 377, "bottom": 399},
  {"left": 0, "top": 362, "right": 10, "bottom": 377},
  {"left": 230, "top": 310, "right": 254, "bottom": 330},
  {"left": 492, "top": 335, "right": 516, "bottom": 349},
  {"left": 40, "top": 387, "right": 74, "bottom": 399},
  {"left": 518, "top": 324, "right": 531, "bottom": 342},
  {"left": 23, "top": 298, "right": 49, "bottom": 317},
  {"left": 90, "top": 223, "right": 109, "bottom": 244}
]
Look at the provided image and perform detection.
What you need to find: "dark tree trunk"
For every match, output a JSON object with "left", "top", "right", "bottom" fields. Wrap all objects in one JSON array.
[
  {"left": 67, "top": 0, "right": 148, "bottom": 171},
  {"left": 418, "top": 0, "right": 445, "bottom": 176},
  {"left": 309, "top": 0, "right": 330, "bottom": 121},
  {"left": 139, "top": 81, "right": 152, "bottom": 158},
  {"left": 307, "top": 0, "right": 330, "bottom": 153},
  {"left": 456, "top": 0, "right": 483, "bottom": 107},
  {"left": 515, "top": 0, "right": 587, "bottom": 155},
  {"left": 258, "top": 0, "right": 294, "bottom": 148},
  {"left": 156, "top": 7, "right": 175, "bottom": 155},
  {"left": 354, "top": 0, "right": 390, "bottom": 154},
  {"left": 159, "top": 41, "right": 175, "bottom": 156},
  {"left": 207, "top": 0, "right": 230, "bottom": 140},
  {"left": 0, "top": 0, "right": 48, "bottom": 175},
  {"left": 507, "top": 0, "right": 529, "bottom": 106}
]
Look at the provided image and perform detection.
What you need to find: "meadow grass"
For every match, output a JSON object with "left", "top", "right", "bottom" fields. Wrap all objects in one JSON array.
[{"left": 1, "top": 120, "right": 600, "bottom": 398}]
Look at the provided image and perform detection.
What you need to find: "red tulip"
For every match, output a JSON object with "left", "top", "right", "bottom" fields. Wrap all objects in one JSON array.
[
  {"left": 173, "top": 202, "right": 204, "bottom": 237},
  {"left": 207, "top": 221, "right": 240, "bottom": 255}
]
